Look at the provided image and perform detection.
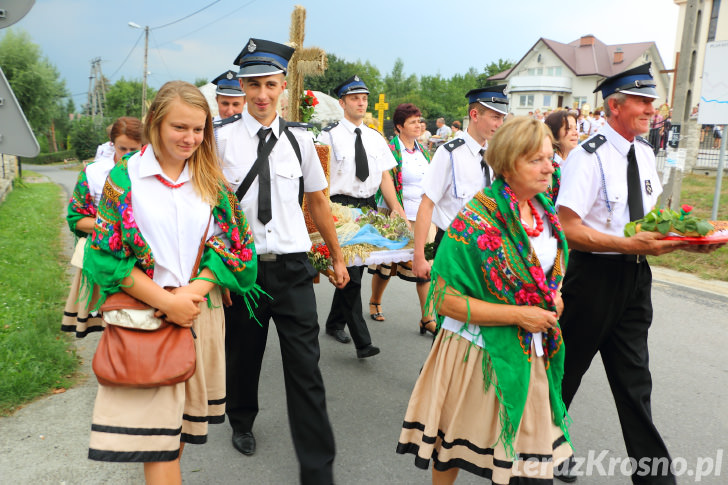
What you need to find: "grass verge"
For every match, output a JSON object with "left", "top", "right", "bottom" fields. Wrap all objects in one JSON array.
[
  {"left": 651, "top": 174, "right": 728, "bottom": 281},
  {"left": 0, "top": 178, "right": 77, "bottom": 415}
]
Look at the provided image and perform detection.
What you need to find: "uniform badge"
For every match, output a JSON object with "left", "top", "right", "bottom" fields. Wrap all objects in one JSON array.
[
  {"left": 354, "top": 75, "right": 360, "bottom": 82},
  {"left": 247, "top": 39, "right": 257, "bottom": 52},
  {"left": 645, "top": 180, "right": 653, "bottom": 195},
  {"left": 226, "top": 71, "right": 234, "bottom": 80}
]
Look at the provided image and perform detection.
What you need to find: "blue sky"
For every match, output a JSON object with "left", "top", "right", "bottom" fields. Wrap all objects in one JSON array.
[{"left": 5, "top": 0, "right": 679, "bottom": 108}]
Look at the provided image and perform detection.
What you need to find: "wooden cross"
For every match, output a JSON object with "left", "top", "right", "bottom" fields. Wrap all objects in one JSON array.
[
  {"left": 374, "top": 93, "right": 389, "bottom": 133},
  {"left": 286, "top": 5, "right": 327, "bottom": 122}
]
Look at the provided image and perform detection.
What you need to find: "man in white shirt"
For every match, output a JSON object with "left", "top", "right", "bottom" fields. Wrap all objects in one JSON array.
[
  {"left": 412, "top": 85, "right": 508, "bottom": 283},
  {"left": 211, "top": 69, "right": 246, "bottom": 121},
  {"left": 216, "top": 38, "right": 348, "bottom": 484},
  {"left": 318, "top": 75, "right": 405, "bottom": 357},
  {"left": 555, "top": 63, "right": 700, "bottom": 484},
  {"left": 428, "top": 117, "right": 452, "bottom": 150}
]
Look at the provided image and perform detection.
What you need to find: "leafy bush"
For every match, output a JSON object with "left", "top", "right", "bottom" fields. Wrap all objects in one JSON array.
[
  {"left": 69, "top": 116, "right": 109, "bottom": 160},
  {"left": 19, "top": 150, "right": 75, "bottom": 165}
]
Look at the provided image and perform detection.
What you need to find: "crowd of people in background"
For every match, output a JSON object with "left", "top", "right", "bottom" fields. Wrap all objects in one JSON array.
[{"left": 59, "top": 34, "right": 724, "bottom": 485}]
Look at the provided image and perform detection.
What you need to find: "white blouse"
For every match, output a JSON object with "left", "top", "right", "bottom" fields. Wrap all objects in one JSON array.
[
  {"left": 400, "top": 146, "right": 429, "bottom": 220},
  {"left": 128, "top": 146, "right": 216, "bottom": 288},
  {"left": 441, "top": 200, "right": 557, "bottom": 355}
]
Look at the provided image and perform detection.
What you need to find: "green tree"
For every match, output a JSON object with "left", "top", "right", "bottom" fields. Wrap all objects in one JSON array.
[
  {"left": 69, "top": 116, "right": 109, "bottom": 160},
  {"left": 193, "top": 77, "right": 208, "bottom": 87},
  {"left": 305, "top": 53, "right": 383, "bottom": 102},
  {"left": 105, "top": 78, "right": 156, "bottom": 120},
  {"left": 0, "top": 29, "right": 69, "bottom": 151},
  {"left": 478, "top": 58, "right": 515, "bottom": 86}
]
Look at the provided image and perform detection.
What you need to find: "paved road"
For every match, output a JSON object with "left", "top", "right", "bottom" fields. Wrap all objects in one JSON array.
[{"left": 1, "top": 165, "right": 727, "bottom": 484}]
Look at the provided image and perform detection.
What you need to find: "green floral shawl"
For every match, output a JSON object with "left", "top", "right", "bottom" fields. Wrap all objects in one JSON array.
[
  {"left": 374, "top": 135, "right": 431, "bottom": 208},
  {"left": 427, "top": 177, "right": 570, "bottom": 457},
  {"left": 82, "top": 151, "right": 260, "bottom": 313}
]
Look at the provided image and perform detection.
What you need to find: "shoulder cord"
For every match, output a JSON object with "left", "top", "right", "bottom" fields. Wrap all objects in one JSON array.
[
  {"left": 328, "top": 130, "right": 339, "bottom": 167},
  {"left": 595, "top": 151, "right": 613, "bottom": 225},
  {"left": 450, "top": 150, "right": 459, "bottom": 198}
]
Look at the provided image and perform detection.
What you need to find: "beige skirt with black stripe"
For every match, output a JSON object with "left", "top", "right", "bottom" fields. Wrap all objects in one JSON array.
[
  {"left": 61, "top": 268, "right": 104, "bottom": 337},
  {"left": 88, "top": 286, "right": 226, "bottom": 462},
  {"left": 397, "top": 329, "right": 572, "bottom": 483}
]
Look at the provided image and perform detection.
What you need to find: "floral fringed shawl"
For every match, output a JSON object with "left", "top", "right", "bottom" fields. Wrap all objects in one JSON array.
[
  {"left": 67, "top": 167, "right": 97, "bottom": 238},
  {"left": 82, "top": 156, "right": 261, "bottom": 314},
  {"left": 374, "top": 135, "right": 431, "bottom": 208},
  {"left": 546, "top": 156, "right": 562, "bottom": 202},
  {"left": 427, "top": 177, "right": 570, "bottom": 458}
]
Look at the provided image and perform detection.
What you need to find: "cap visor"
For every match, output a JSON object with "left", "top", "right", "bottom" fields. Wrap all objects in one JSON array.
[
  {"left": 216, "top": 88, "right": 245, "bottom": 96},
  {"left": 237, "top": 65, "right": 285, "bottom": 78},
  {"left": 479, "top": 101, "right": 509, "bottom": 115},
  {"left": 340, "top": 87, "right": 369, "bottom": 97},
  {"left": 619, "top": 86, "right": 658, "bottom": 99}
]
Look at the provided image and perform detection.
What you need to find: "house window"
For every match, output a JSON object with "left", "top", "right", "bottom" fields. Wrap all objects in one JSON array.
[
  {"left": 546, "top": 67, "right": 562, "bottom": 76},
  {"left": 573, "top": 96, "right": 587, "bottom": 110},
  {"left": 543, "top": 95, "right": 552, "bottom": 107},
  {"left": 520, "top": 95, "right": 534, "bottom": 107}
]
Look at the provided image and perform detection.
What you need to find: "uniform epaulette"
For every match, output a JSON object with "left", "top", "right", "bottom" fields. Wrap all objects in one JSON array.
[
  {"left": 213, "top": 113, "right": 242, "bottom": 129},
  {"left": 581, "top": 134, "right": 607, "bottom": 154},
  {"left": 443, "top": 138, "right": 466, "bottom": 153},
  {"left": 284, "top": 121, "right": 313, "bottom": 130},
  {"left": 635, "top": 136, "right": 653, "bottom": 149},
  {"left": 321, "top": 121, "right": 339, "bottom": 132}
]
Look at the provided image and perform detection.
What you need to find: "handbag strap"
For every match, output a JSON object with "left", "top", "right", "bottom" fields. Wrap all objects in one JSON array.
[{"left": 190, "top": 211, "right": 213, "bottom": 282}]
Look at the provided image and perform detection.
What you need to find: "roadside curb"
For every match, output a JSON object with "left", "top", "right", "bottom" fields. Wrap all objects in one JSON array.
[{"left": 651, "top": 265, "right": 728, "bottom": 299}]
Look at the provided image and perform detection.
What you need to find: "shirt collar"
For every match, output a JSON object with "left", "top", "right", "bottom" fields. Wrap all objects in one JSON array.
[
  {"left": 243, "top": 110, "right": 280, "bottom": 139},
  {"left": 601, "top": 121, "right": 633, "bottom": 156},
  {"left": 138, "top": 144, "right": 191, "bottom": 184},
  {"left": 462, "top": 130, "right": 485, "bottom": 156},
  {"left": 340, "top": 117, "right": 363, "bottom": 134}
]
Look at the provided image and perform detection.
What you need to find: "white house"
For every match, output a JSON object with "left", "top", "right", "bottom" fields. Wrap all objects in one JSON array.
[{"left": 489, "top": 35, "right": 671, "bottom": 116}]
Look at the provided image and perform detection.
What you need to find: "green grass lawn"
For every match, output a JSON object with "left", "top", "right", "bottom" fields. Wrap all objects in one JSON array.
[
  {"left": 651, "top": 174, "right": 728, "bottom": 281},
  {"left": 0, "top": 178, "right": 77, "bottom": 415}
]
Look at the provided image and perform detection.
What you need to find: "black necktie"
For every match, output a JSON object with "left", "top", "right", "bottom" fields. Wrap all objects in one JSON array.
[
  {"left": 479, "top": 148, "right": 491, "bottom": 188},
  {"left": 354, "top": 127, "right": 369, "bottom": 182},
  {"left": 257, "top": 127, "right": 273, "bottom": 224},
  {"left": 626, "top": 144, "right": 644, "bottom": 221}
]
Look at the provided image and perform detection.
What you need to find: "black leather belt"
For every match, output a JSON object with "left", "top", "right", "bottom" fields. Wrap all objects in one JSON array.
[
  {"left": 584, "top": 252, "right": 645, "bottom": 264},
  {"left": 258, "top": 252, "right": 307, "bottom": 262}
]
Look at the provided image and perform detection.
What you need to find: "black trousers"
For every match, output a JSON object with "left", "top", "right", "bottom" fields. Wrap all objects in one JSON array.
[
  {"left": 225, "top": 255, "right": 335, "bottom": 485},
  {"left": 326, "top": 194, "right": 375, "bottom": 349},
  {"left": 560, "top": 251, "right": 675, "bottom": 485}
]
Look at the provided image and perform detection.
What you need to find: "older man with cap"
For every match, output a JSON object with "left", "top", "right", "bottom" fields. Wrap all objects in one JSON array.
[
  {"left": 554, "top": 63, "right": 700, "bottom": 484},
  {"left": 412, "top": 85, "right": 508, "bottom": 290},
  {"left": 211, "top": 69, "right": 246, "bottom": 121},
  {"left": 317, "top": 75, "right": 405, "bottom": 358},
  {"left": 216, "top": 38, "right": 348, "bottom": 485}
]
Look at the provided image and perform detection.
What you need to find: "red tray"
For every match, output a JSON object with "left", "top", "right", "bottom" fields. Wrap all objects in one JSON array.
[{"left": 663, "top": 231, "right": 728, "bottom": 245}]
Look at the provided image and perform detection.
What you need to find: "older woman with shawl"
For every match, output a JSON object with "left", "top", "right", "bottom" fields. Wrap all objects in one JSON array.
[
  {"left": 368, "top": 103, "right": 436, "bottom": 334},
  {"left": 396, "top": 117, "right": 572, "bottom": 484}
]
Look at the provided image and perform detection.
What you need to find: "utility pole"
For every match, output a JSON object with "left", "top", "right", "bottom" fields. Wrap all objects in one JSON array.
[
  {"left": 661, "top": 0, "right": 702, "bottom": 209},
  {"left": 87, "top": 57, "right": 106, "bottom": 120},
  {"left": 129, "top": 22, "right": 149, "bottom": 119},
  {"left": 141, "top": 25, "right": 149, "bottom": 119}
]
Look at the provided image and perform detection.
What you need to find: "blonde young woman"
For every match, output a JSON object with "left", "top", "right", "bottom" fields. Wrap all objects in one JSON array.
[{"left": 82, "top": 81, "right": 259, "bottom": 484}]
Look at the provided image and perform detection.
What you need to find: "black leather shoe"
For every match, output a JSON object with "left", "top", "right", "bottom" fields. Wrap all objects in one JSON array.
[
  {"left": 232, "top": 431, "right": 256, "bottom": 456},
  {"left": 326, "top": 329, "right": 351, "bottom": 344},
  {"left": 554, "top": 455, "right": 577, "bottom": 483},
  {"left": 356, "top": 344, "right": 380, "bottom": 359}
]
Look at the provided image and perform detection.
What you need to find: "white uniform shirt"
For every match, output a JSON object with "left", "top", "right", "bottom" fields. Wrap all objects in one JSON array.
[
  {"left": 319, "top": 118, "right": 396, "bottom": 198},
  {"left": 128, "top": 146, "right": 216, "bottom": 288},
  {"left": 400, "top": 147, "right": 429, "bottom": 220},
  {"left": 556, "top": 121, "right": 662, "bottom": 253},
  {"left": 422, "top": 131, "right": 493, "bottom": 230},
  {"left": 86, "top": 154, "right": 115, "bottom": 207},
  {"left": 94, "top": 141, "right": 114, "bottom": 161},
  {"left": 217, "top": 110, "right": 327, "bottom": 255},
  {"left": 442, "top": 200, "right": 556, "bottom": 354}
]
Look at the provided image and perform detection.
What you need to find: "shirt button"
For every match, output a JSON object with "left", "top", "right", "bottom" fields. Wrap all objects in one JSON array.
[{"left": 267, "top": 229, "right": 272, "bottom": 233}]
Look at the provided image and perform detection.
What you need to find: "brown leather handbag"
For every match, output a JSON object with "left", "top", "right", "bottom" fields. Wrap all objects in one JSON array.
[{"left": 92, "top": 213, "right": 212, "bottom": 388}]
